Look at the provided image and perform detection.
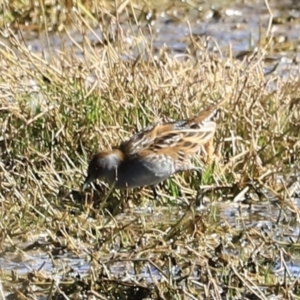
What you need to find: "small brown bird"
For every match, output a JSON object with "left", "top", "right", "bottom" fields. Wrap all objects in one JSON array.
[{"left": 82, "top": 99, "right": 226, "bottom": 191}]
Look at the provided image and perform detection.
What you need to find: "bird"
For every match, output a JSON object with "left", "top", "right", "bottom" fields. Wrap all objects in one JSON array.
[{"left": 82, "top": 99, "right": 226, "bottom": 192}]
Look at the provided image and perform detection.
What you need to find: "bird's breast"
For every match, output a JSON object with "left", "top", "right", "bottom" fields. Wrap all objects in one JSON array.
[{"left": 113, "top": 156, "right": 175, "bottom": 189}]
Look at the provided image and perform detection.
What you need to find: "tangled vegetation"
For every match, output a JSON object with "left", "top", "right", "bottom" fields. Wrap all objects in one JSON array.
[{"left": 1, "top": 1, "right": 300, "bottom": 299}]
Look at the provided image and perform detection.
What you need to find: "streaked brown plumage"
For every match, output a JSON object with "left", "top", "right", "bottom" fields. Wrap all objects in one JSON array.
[{"left": 82, "top": 99, "right": 226, "bottom": 191}]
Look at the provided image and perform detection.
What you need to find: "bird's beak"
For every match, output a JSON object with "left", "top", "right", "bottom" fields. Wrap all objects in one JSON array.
[{"left": 82, "top": 175, "right": 92, "bottom": 191}]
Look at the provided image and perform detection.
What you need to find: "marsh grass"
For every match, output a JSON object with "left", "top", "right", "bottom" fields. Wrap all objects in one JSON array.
[{"left": 1, "top": 0, "right": 300, "bottom": 299}]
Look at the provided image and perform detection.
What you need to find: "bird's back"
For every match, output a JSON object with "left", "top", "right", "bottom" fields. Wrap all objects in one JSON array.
[{"left": 119, "top": 98, "right": 226, "bottom": 157}]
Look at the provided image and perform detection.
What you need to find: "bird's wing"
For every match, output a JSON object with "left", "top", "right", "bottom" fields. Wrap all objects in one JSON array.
[
  {"left": 131, "top": 121, "right": 216, "bottom": 172},
  {"left": 120, "top": 98, "right": 226, "bottom": 156},
  {"left": 122, "top": 121, "right": 216, "bottom": 159},
  {"left": 150, "top": 121, "right": 216, "bottom": 152},
  {"left": 119, "top": 122, "right": 174, "bottom": 155}
]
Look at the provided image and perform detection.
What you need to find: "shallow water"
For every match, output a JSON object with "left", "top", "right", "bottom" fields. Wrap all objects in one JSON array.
[
  {"left": 1, "top": 197, "right": 300, "bottom": 283},
  {"left": 3, "top": 1, "right": 300, "bottom": 68}
]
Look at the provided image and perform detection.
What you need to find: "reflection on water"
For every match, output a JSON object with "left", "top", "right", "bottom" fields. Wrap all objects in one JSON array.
[
  {"left": 0, "top": 252, "right": 90, "bottom": 277},
  {"left": 1, "top": 195, "right": 300, "bottom": 280},
  {"left": 2, "top": 1, "right": 300, "bottom": 70}
]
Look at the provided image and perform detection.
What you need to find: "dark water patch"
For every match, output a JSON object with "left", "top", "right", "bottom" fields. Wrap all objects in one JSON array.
[{"left": 3, "top": 0, "right": 300, "bottom": 69}]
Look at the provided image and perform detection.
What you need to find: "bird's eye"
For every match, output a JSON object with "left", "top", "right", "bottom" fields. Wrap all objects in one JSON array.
[{"left": 95, "top": 165, "right": 101, "bottom": 171}]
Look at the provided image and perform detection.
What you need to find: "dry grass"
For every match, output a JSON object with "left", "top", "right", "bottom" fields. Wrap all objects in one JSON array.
[{"left": 1, "top": 1, "right": 300, "bottom": 299}]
